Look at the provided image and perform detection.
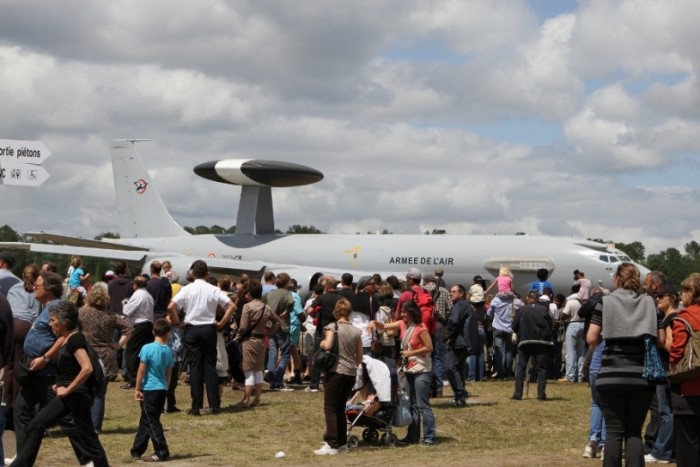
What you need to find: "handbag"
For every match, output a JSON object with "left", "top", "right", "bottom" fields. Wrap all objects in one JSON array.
[
  {"left": 642, "top": 335, "right": 667, "bottom": 384},
  {"left": 312, "top": 323, "right": 338, "bottom": 372},
  {"left": 391, "top": 390, "right": 412, "bottom": 427},
  {"left": 668, "top": 316, "right": 700, "bottom": 383}
]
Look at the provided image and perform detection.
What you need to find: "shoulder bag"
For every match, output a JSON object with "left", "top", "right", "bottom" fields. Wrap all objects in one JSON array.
[
  {"left": 313, "top": 322, "right": 339, "bottom": 372},
  {"left": 668, "top": 316, "right": 700, "bottom": 383}
]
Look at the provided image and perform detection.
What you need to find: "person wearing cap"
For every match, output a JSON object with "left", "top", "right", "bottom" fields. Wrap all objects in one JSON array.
[
  {"left": 0, "top": 251, "right": 20, "bottom": 297},
  {"left": 396, "top": 268, "right": 424, "bottom": 319},
  {"left": 511, "top": 291, "right": 553, "bottom": 401}
]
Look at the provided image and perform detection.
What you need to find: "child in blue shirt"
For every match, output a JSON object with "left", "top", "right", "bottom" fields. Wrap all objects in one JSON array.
[{"left": 131, "top": 319, "right": 174, "bottom": 462}]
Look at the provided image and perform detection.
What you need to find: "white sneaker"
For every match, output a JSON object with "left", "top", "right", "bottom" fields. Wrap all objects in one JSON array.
[
  {"left": 4, "top": 456, "right": 16, "bottom": 466},
  {"left": 81, "top": 462, "right": 95, "bottom": 467},
  {"left": 644, "top": 453, "right": 669, "bottom": 464},
  {"left": 304, "top": 386, "right": 320, "bottom": 393},
  {"left": 314, "top": 442, "right": 338, "bottom": 456}
]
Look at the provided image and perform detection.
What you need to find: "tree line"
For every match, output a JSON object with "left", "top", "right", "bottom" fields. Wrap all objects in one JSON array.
[{"left": 1, "top": 224, "right": 698, "bottom": 287}]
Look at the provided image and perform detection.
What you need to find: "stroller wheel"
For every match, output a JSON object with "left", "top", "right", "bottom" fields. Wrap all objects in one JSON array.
[
  {"left": 385, "top": 433, "right": 398, "bottom": 447},
  {"left": 362, "top": 427, "right": 379, "bottom": 443},
  {"left": 347, "top": 435, "right": 359, "bottom": 449}
]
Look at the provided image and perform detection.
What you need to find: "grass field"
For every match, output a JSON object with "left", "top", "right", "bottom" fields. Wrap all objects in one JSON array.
[{"left": 1, "top": 378, "right": 655, "bottom": 466}]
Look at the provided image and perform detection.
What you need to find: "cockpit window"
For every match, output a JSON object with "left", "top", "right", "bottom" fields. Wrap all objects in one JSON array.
[
  {"left": 609, "top": 256, "right": 619, "bottom": 263},
  {"left": 599, "top": 255, "right": 609, "bottom": 262},
  {"left": 616, "top": 255, "right": 630, "bottom": 262}
]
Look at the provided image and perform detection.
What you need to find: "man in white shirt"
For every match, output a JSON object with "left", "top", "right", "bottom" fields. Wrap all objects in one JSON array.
[
  {"left": 168, "top": 260, "right": 235, "bottom": 415},
  {"left": 121, "top": 275, "right": 154, "bottom": 389}
]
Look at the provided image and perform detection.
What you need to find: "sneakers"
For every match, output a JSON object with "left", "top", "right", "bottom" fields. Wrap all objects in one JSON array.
[
  {"left": 305, "top": 386, "right": 320, "bottom": 393},
  {"left": 4, "top": 456, "right": 16, "bottom": 466},
  {"left": 273, "top": 385, "right": 295, "bottom": 392},
  {"left": 644, "top": 453, "right": 670, "bottom": 464},
  {"left": 314, "top": 442, "right": 338, "bottom": 456},
  {"left": 583, "top": 441, "right": 598, "bottom": 458}
]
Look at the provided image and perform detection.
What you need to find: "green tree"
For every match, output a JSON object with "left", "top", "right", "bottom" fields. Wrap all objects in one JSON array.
[
  {"left": 684, "top": 241, "right": 700, "bottom": 259},
  {"left": 425, "top": 229, "right": 446, "bottom": 235},
  {"left": 286, "top": 225, "right": 324, "bottom": 234},
  {"left": 95, "top": 232, "right": 120, "bottom": 240}
]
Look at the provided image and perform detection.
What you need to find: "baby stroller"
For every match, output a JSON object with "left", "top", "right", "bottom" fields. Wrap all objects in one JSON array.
[{"left": 346, "top": 356, "right": 399, "bottom": 448}]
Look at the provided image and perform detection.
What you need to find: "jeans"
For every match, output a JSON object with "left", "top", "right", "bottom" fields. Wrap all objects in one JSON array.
[
  {"left": 513, "top": 345, "right": 549, "bottom": 400},
  {"left": 322, "top": 372, "right": 355, "bottom": 449},
  {"left": 445, "top": 347, "right": 468, "bottom": 401},
  {"left": 405, "top": 372, "right": 436, "bottom": 444},
  {"left": 599, "top": 388, "right": 653, "bottom": 467},
  {"left": 11, "top": 391, "right": 109, "bottom": 467},
  {"left": 431, "top": 321, "right": 444, "bottom": 392},
  {"left": 651, "top": 383, "right": 674, "bottom": 461},
  {"left": 467, "top": 327, "right": 486, "bottom": 381},
  {"left": 267, "top": 330, "right": 291, "bottom": 387},
  {"left": 131, "top": 390, "right": 169, "bottom": 460},
  {"left": 183, "top": 324, "right": 220, "bottom": 411},
  {"left": 588, "top": 373, "right": 606, "bottom": 445},
  {"left": 565, "top": 322, "right": 585, "bottom": 382},
  {"left": 90, "top": 375, "right": 109, "bottom": 432},
  {"left": 492, "top": 330, "right": 513, "bottom": 378}
]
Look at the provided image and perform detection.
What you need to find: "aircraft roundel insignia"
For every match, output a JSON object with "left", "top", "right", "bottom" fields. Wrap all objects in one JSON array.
[
  {"left": 208, "top": 252, "right": 216, "bottom": 258},
  {"left": 134, "top": 179, "right": 148, "bottom": 194}
]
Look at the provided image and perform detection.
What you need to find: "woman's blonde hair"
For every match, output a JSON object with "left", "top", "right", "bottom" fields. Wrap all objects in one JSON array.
[
  {"left": 499, "top": 265, "right": 512, "bottom": 277},
  {"left": 615, "top": 262, "right": 641, "bottom": 291},
  {"left": 86, "top": 286, "right": 110, "bottom": 311},
  {"left": 333, "top": 298, "right": 352, "bottom": 320}
]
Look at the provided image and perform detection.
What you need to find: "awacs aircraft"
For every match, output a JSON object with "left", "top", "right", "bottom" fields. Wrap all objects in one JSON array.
[{"left": 1, "top": 140, "right": 648, "bottom": 293}]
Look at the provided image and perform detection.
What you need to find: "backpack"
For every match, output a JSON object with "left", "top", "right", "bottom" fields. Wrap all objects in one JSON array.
[
  {"left": 411, "top": 286, "right": 437, "bottom": 334},
  {"left": 85, "top": 341, "right": 106, "bottom": 393}
]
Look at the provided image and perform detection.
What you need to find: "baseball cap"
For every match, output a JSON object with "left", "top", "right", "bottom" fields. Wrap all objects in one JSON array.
[{"left": 406, "top": 268, "right": 421, "bottom": 280}]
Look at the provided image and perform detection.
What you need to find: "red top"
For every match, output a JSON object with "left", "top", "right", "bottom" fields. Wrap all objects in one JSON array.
[{"left": 670, "top": 304, "right": 700, "bottom": 396}]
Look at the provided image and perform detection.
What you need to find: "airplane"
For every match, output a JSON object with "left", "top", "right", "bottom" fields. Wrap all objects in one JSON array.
[{"left": 1, "top": 139, "right": 649, "bottom": 295}]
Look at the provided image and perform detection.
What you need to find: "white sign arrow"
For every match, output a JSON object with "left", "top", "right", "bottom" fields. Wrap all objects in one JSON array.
[
  {"left": 0, "top": 139, "right": 52, "bottom": 165},
  {"left": 0, "top": 161, "right": 50, "bottom": 186}
]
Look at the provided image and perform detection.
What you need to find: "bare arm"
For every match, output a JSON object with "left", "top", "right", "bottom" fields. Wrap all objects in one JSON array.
[
  {"left": 320, "top": 328, "right": 334, "bottom": 351},
  {"left": 134, "top": 361, "right": 147, "bottom": 401},
  {"left": 587, "top": 323, "right": 602, "bottom": 347},
  {"left": 216, "top": 299, "right": 236, "bottom": 330},
  {"left": 30, "top": 335, "right": 66, "bottom": 371}
]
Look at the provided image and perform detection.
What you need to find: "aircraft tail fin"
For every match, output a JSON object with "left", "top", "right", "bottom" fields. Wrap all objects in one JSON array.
[{"left": 110, "top": 140, "right": 189, "bottom": 238}]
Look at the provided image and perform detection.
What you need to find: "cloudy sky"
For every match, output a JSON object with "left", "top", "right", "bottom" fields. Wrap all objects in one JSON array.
[{"left": 0, "top": 0, "right": 698, "bottom": 256}]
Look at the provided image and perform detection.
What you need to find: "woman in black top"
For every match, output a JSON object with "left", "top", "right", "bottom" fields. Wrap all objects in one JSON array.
[
  {"left": 586, "top": 263, "right": 663, "bottom": 467},
  {"left": 11, "top": 301, "right": 109, "bottom": 467}
]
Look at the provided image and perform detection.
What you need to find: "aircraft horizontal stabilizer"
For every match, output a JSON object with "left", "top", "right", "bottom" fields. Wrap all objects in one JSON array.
[
  {"left": 23, "top": 232, "right": 148, "bottom": 251},
  {"left": 0, "top": 242, "right": 149, "bottom": 262}
]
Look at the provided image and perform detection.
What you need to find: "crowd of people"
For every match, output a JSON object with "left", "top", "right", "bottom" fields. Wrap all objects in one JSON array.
[{"left": 1, "top": 249, "right": 700, "bottom": 465}]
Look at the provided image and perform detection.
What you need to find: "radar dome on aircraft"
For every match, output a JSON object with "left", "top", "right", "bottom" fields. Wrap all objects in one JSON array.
[{"left": 193, "top": 159, "right": 323, "bottom": 187}]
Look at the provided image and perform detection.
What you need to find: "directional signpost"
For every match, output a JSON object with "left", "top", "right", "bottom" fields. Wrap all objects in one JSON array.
[{"left": 0, "top": 139, "right": 52, "bottom": 186}]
